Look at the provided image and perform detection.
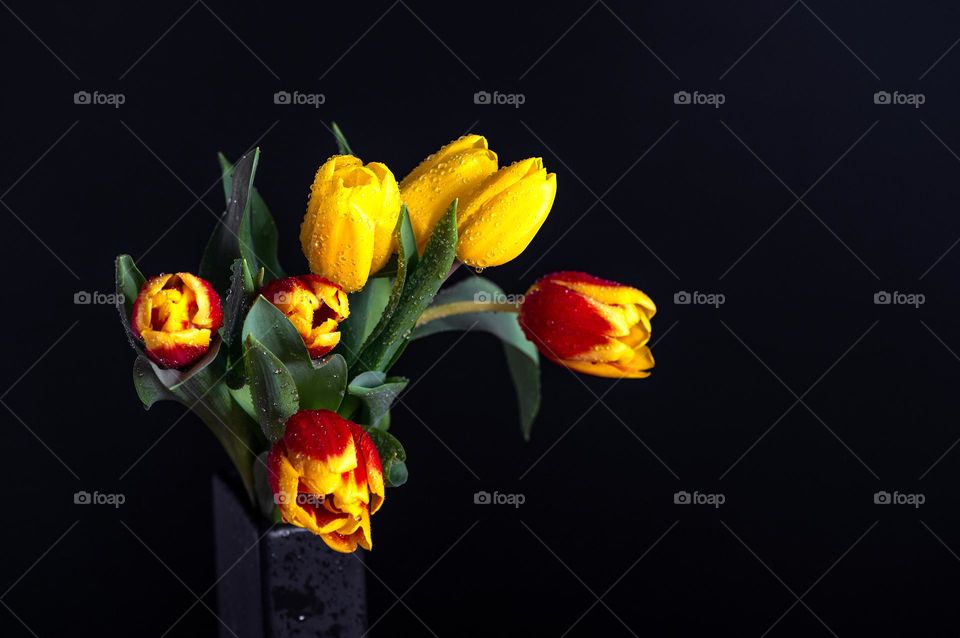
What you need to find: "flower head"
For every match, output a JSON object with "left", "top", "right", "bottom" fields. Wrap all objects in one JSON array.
[
  {"left": 131, "top": 272, "right": 223, "bottom": 369},
  {"left": 519, "top": 271, "right": 655, "bottom": 378},
  {"left": 400, "top": 135, "right": 555, "bottom": 266},
  {"left": 260, "top": 275, "right": 349, "bottom": 358},
  {"left": 301, "top": 155, "right": 401, "bottom": 292},
  {"left": 456, "top": 158, "right": 556, "bottom": 267},
  {"left": 269, "top": 410, "right": 385, "bottom": 553},
  {"left": 400, "top": 134, "right": 498, "bottom": 252}
]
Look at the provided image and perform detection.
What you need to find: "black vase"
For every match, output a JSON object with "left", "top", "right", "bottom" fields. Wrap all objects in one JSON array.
[{"left": 212, "top": 474, "right": 368, "bottom": 637}]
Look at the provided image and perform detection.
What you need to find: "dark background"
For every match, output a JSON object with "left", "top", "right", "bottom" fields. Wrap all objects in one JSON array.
[{"left": 3, "top": 0, "right": 960, "bottom": 635}]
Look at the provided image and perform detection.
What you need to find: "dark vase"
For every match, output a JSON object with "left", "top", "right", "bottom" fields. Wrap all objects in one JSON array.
[{"left": 212, "top": 474, "right": 368, "bottom": 638}]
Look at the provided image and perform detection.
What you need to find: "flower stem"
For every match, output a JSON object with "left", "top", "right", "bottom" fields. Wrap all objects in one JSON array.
[{"left": 415, "top": 300, "right": 519, "bottom": 327}]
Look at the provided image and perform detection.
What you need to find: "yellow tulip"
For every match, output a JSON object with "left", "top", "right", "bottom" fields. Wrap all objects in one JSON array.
[
  {"left": 399, "top": 135, "right": 498, "bottom": 251},
  {"left": 456, "top": 158, "right": 556, "bottom": 267},
  {"left": 301, "top": 155, "right": 401, "bottom": 292}
]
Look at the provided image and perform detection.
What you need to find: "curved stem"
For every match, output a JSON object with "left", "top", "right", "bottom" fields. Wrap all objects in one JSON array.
[{"left": 415, "top": 300, "right": 519, "bottom": 327}]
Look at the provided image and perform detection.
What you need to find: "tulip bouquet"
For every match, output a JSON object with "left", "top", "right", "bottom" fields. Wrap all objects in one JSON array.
[{"left": 114, "top": 126, "right": 657, "bottom": 553}]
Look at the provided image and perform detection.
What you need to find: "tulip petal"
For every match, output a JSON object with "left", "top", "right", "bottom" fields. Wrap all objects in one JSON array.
[
  {"left": 519, "top": 281, "right": 620, "bottom": 359},
  {"left": 559, "top": 358, "right": 653, "bottom": 379},
  {"left": 400, "top": 137, "right": 498, "bottom": 251},
  {"left": 302, "top": 188, "right": 375, "bottom": 293},
  {"left": 457, "top": 162, "right": 556, "bottom": 268},
  {"left": 400, "top": 134, "right": 491, "bottom": 187},
  {"left": 131, "top": 273, "right": 222, "bottom": 369},
  {"left": 302, "top": 156, "right": 400, "bottom": 292},
  {"left": 366, "top": 162, "right": 402, "bottom": 273},
  {"left": 548, "top": 272, "right": 656, "bottom": 318}
]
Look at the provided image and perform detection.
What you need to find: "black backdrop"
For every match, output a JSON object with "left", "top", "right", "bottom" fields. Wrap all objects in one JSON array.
[{"left": 3, "top": 1, "right": 960, "bottom": 635}]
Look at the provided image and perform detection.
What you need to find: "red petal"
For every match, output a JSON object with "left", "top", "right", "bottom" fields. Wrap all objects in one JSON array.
[{"left": 519, "top": 281, "right": 611, "bottom": 359}]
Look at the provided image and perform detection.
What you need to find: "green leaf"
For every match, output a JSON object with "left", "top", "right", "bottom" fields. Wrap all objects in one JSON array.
[
  {"left": 331, "top": 122, "right": 354, "bottom": 155},
  {"left": 371, "top": 254, "right": 399, "bottom": 278},
  {"left": 242, "top": 296, "right": 347, "bottom": 410},
  {"left": 146, "top": 339, "right": 224, "bottom": 392},
  {"left": 338, "top": 277, "right": 391, "bottom": 366},
  {"left": 397, "top": 203, "right": 419, "bottom": 272},
  {"left": 217, "top": 152, "right": 234, "bottom": 202},
  {"left": 200, "top": 150, "right": 260, "bottom": 294},
  {"left": 365, "top": 428, "right": 407, "bottom": 487},
  {"left": 229, "top": 384, "right": 257, "bottom": 422},
  {"left": 358, "top": 206, "right": 415, "bottom": 355},
  {"left": 245, "top": 334, "right": 299, "bottom": 443},
  {"left": 223, "top": 258, "right": 256, "bottom": 389},
  {"left": 356, "top": 200, "right": 458, "bottom": 373},
  {"left": 115, "top": 254, "right": 145, "bottom": 320},
  {"left": 222, "top": 258, "right": 255, "bottom": 347},
  {"left": 412, "top": 276, "right": 541, "bottom": 439},
  {"left": 218, "top": 152, "right": 286, "bottom": 282},
  {"left": 132, "top": 356, "right": 173, "bottom": 408},
  {"left": 387, "top": 460, "right": 407, "bottom": 486},
  {"left": 301, "top": 354, "right": 348, "bottom": 411},
  {"left": 347, "top": 371, "right": 408, "bottom": 430},
  {"left": 247, "top": 190, "right": 285, "bottom": 281},
  {"left": 115, "top": 254, "right": 146, "bottom": 354}
]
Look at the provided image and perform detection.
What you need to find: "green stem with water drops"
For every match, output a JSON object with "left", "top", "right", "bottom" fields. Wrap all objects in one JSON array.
[{"left": 415, "top": 299, "right": 520, "bottom": 328}]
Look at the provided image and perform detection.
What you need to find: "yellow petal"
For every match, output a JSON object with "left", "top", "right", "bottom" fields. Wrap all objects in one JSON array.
[
  {"left": 560, "top": 354, "right": 653, "bottom": 379},
  {"left": 400, "top": 138, "right": 498, "bottom": 251},
  {"left": 554, "top": 277, "right": 656, "bottom": 318},
  {"left": 301, "top": 188, "right": 376, "bottom": 292},
  {"left": 400, "top": 134, "right": 490, "bottom": 186},
  {"left": 366, "top": 162, "right": 402, "bottom": 273},
  {"left": 458, "top": 166, "right": 556, "bottom": 267}
]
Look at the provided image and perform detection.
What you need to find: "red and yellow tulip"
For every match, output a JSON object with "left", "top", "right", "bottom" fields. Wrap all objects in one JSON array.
[
  {"left": 301, "top": 155, "right": 401, "bottom": 292},
  {"left": 260, "top": 275, "right": 350, "bottom": 358},
  {"left": 268, "top": 410, "right": 385, "bottom": 553},
  {"left": 132, "top": 272, "right": 223, "bottom": 369},
  {"left": 519, "top": 271, "right": 656, "bottom": 378}
]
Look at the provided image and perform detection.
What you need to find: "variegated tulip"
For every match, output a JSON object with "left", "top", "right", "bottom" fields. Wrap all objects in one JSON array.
[
  {"left": 269, "top": 410, "right": 385, "bottom": 553},
  {"left": 519, "top": 272, "right": 655, "bottom": 378},
  {"left": 260, "top": 275, "right": 350, "bottom": 358},
  {"left": 131, "top": 272, "right": 223, "bottom": 369}
]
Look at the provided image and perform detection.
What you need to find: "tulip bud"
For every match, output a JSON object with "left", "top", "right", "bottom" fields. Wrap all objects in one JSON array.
[
  {"left": 131, "top": 272, "right": 223, "bottom": 369},
  {"left": 456, "top": 158, "right": 556, "bottom": 267},
  {"left": 399, "top": 135, "right": 498, "bottom": 251},
  {"left": 519, "top": 272, "right": 656, "bottom": 379},
  {"left": 260, "top": 275, "right": 350, "bottom": 358},
  {"left": 301, "top": 155, "right": 401, "bottom": 292},
  {"left": 269, "top": 410, "right": 385, "bottom": 553}
]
